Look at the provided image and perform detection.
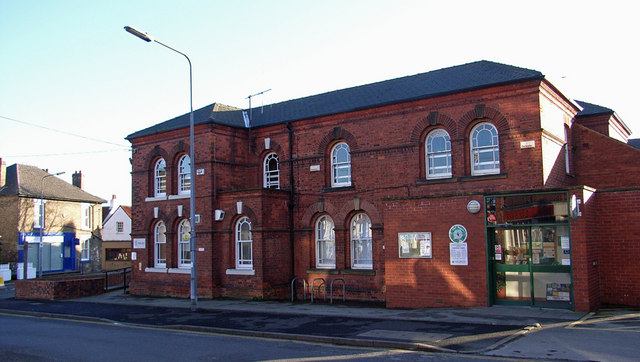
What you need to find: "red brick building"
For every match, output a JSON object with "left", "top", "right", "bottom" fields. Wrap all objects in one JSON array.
[{"left": 126, "top": 61, "right": 640, "bottom": 311}]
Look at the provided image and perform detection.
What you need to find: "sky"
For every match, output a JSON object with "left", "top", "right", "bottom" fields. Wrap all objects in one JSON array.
[{"left": 1, "top": 0, "right": 638, "bottom": 206}]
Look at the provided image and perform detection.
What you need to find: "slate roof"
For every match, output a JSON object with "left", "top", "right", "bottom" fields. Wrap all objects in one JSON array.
[
  {"left": 126, "top": 60, "right": 545, "bottom": 140},
  {"left": 574, "top": 100, "right": 614, "bottom": 117},
  {"left": 0, "top": 164, "right": 106, "bottom": 204},
  {"left": 628, "top": 139, "right": 640, "bottom": 150}
]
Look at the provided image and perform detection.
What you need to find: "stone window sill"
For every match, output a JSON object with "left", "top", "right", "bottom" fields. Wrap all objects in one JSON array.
[{"left": 226, "top": 268, "right": 255, "bottom": 276}]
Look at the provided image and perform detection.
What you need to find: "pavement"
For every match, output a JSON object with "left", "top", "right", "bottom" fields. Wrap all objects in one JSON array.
[{"left": 1, "top": 281, "right": 639, "bottom": 361}]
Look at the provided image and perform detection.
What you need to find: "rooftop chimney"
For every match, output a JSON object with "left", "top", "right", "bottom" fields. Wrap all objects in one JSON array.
[
  {"left": 0, "top": 158, "right": 5, "bottom": 187},
  {"left": 72, "top": 170, "right": 84, "bottom": 189},
  {"left": 110, "top": 194, "right": 116, "bottom": 210}
]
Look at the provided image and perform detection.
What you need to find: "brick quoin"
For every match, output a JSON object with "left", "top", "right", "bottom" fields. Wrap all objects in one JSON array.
[{"left": 126, "top": 62, "right": 640, "bottom": 311}]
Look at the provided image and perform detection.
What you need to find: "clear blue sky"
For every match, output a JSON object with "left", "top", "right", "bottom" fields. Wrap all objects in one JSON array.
[{"left": 2, "top": 0, "right": 638, "bottom": 205}]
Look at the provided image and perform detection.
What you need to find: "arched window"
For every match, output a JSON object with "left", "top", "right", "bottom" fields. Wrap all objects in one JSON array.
[
  {"left": 426, "top": 129, "right": 452, "bottom": 179},
  {"left": 154, "top": 221, "right": 166, "bottom": 268},
  {"left": 470, "top": 123, "right": 500, "bottom": 175},
  {"left": 263, "top": 153, "right": 280, "bottom": 189},
  {"left": 178, "top": 219, "right": 191, "bottom": 268},
  {"left": 315, "top": 215, "right": 335, "bottom": 268},
  {"left": 178, "top": 155, "right": 191, "bottom": 195},
  {"left": 350, "top": 213, "right": 372, "bottom": 269},
  {"left": 154, "top": 158, "right": 167, "bottom": 197},
  {"left": 235, "top": 217, "right": 252, "bottom": 269},
  {"left": 331, "top": 142, "right": 351, "bottom": 187}
]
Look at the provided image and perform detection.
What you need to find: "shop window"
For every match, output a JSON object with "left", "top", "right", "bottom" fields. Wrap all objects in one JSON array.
[
  {"left": 426, "top": 129, "right": 452, "bottom": 179},
  {"left": 263, "top": 152, "right": 280, "bottom": 189},
  {"left": 106, "top": 248, "right": 131, "bottom": 261},
  {"left": 470, "top": 123, "right": 500, "bottom": 175},
  {"left": 350, "top": 213, "right": 372, "bottom": 269},
  {"left": 315, "top": 215, "right": 335, "bottom": 268},
  {"left": 331, "top": 142, "right": 351, "bottom": 187}
]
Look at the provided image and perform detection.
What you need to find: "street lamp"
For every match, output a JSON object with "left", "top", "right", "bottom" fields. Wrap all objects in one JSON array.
[
  {"left": 125, "top": 26, "right": 198, "bottom": 310},
  {"left": 37, "top": 171, "right": 65, "bottom": 279}
]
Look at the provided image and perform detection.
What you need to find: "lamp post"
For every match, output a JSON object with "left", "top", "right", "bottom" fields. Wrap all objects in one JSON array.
[
  {"left": 37, "top": 171, "right": 65, "bottom": 279},
  {"left": 125, "top": 26, "right": 197, "bottom": 310}
]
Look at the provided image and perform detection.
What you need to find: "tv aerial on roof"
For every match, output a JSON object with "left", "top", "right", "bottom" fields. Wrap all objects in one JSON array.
[{"left": 246, "top": 88, "right": 272, "bottom": 124}]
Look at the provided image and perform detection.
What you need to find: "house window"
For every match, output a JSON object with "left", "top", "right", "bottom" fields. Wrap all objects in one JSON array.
[
  {"left": 331, "top": 142, "right": 351, "bottom": 187},
  {"left": 426, "top": 129, "right": 452, "bottom": 179},
  {"left": 315, "top": 215, "right": 335, "bottom": 268},
  {"left": 80, "top": 238, "right": 90, "bottom": 261},
  {"left": 178, "top": 219, "right": 191, "bottom": 268},
  {"left": 81, "top": 203, "right": 91, "bottom": 230},
  {"left": 263, "top": 153, "right": 280, "bottom": 189},
  {"left": 178, "top": 155, "right": 191, "bottom": 195},
  {"left": 564, "top": 124, "right": 571, "bottom": 175},
  {"left": 470, "top": 123, "right": 500, "bottom": 175},
  {"left": 350, "top": 213, "right": 372, "bottom": 269},
  {"left": 116, "top": 221, "right": 124, "bottom": 233},
  {"left": 235, "top": 217, "right": 252, "bottom": 269},
  {"left": 154, "top": 221, "right": 166, "bottom": 268},
  {"left": 154, "top": 158, "right": 167, "bottom": 197},
  {"left": 33, "top": 199, "right": 43, "bottom": 228}
]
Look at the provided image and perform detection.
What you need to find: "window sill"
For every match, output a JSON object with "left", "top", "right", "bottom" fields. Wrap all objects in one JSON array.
[
  {"left": 226, "top": 268, "right": 255, "bottom": 275},
  {"left": 145, "top": 267, "right": 167, "bottom": 273},
  {"left": 322, "top": 185, "right": 355, "bottom": 193},
  {"left": 168, "top": 194, "right": 190, "bottom": 200},
  {"left": 306, "top": 268, "right": 340, "bottom": 275},
  {"left": 417, "top": 177, "right": 458, "bottom": 185},
  {"left": 168, "top": 268, "right": 191, "bottom": 274},
  {"left": 342, "top": 268, "right": 375, "bottom": 276},
  {"left": 145, "top": 196, "right": 167, "bottom": 202},
  {"left": 459, "top": 173, "right": 507, "bottom": 182}
]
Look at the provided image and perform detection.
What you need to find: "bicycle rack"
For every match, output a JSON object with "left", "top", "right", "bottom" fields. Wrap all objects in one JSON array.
[
  {"left": 330, "top": 278, "right": 345, "bottom": 304},
  {"left": 310, "top": 278, "right": 326, "bottom": 303},
  {"left": 290, "top": 277, "right": 307, "bottom": 302}
]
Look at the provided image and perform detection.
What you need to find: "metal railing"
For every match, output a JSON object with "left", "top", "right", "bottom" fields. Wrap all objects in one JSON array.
[{"left": 104, "top": 267, "right": 131, "bottom": 292}]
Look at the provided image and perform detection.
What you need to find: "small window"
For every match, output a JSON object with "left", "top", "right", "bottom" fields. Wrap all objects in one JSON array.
[
  {"left": 351, "top": 213, "right": 372, "bottom": 269},
  {"left": 178, "top": 155, "right": 191, "bottom": 195},
  {"left": 331, "top": 142, "right": 351, "bottom": 187},
  {"left": 235, "top": 217, "right": 252, "bottom": 269},
  {"left": 564, "top": 124, "right": 571, "bottom": 175},
  {"left": 154, "top": 221, "right": 166, "bottom": 268},
  {"left": 80, "top": 238, "right": 90, "bottom": 261},
  {"left": 426, "top": 129, "right": 452, "bottom": 179},
  {"left": 116, "top": 221, "right": 124, "bottom": 233},
  {"left": 178, "top": 219, "right": 191, "bottom": 268},
  {"left": 81, "top": 203, "right": 91, "bottom": 230},
  {"left": 33, "top": 199, "right": 43, "bottom": 228},
  {"left": 154, "top": 158, "right": 167, "bottom": 197},
  {"left": 315, "top": 215, "right": 336, "bottom": 268},
  {"left": 470, "top": 123, "right": 500, "bottom": 175},
  {"left": 263, "top": 153, "right": 280, "bottom": 189}
]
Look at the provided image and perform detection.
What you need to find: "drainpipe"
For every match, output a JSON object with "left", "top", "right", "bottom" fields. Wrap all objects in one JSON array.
[{"left": 286, "top": 122, "right": 295, "bottom": 279}]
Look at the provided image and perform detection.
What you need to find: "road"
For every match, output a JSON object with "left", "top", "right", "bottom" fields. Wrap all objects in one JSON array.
[{"left": 0, "top": 313, "right": 523, "bottom": 361}]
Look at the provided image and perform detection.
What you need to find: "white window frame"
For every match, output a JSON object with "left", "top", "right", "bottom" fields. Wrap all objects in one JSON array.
[
  {"left": 80, "top": 238, "right": 90, "bottom": 261},
  {"left": 235, "top": 217, "right": 253, "bottom": 269},
  {"left": 564, "top": 125, "right": 571, "bottom": 175},
  {"left": 116, "top": 221, "right": 124, "bottom": 233},
  {"left": 178, "top": 154, "right": 191, "bottom": 195},
  {"left": 34, "top": 199, "right": 44, "bottom": 228},
  {"left": 426, "top": 129, "right": 452, "bottom": 179},
  {"left": 263, "top": 152, "right": 280, "bottom": 189},
  {"left": 315, "top": 215, "right": 336, "bottom": 268},
  {"left": 154, "top": 158, "right": 167, "bottom": 197},
  {"left": 470, "top": 122, "right": 500, "bottom": 175},
  {"left": 154, "top": 221, "right": 167, "bottom": 268},
  {"left": 81, "top": 203, "right": 91, "bottom": 230},
  {"left": 178, "top": 219, "right": 191, "bottom": 268},
  {"left": 331, "top": 142, "right": 351, "bottom": 187},
  {"left": 350, "top": 213, "right": 373, "bottom": 269}
]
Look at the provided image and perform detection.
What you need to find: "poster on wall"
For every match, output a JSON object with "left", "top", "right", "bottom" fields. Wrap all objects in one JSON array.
[
  {"left": 133, "top": 238, "right": 146, "bottom": 249},
  {"left": 450, "top": 242, "right": 468, "bottom": 265},
  {"left": 398, "top": 232, "right": 432, "bottom": 258},
  {"left": 546, "top": 283, "right": 571, "bottom": 301}
]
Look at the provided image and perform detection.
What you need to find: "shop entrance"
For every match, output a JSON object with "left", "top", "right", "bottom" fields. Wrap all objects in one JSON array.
[{"left": 486, "top": 192, "right": 573, "bottom": 309}]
